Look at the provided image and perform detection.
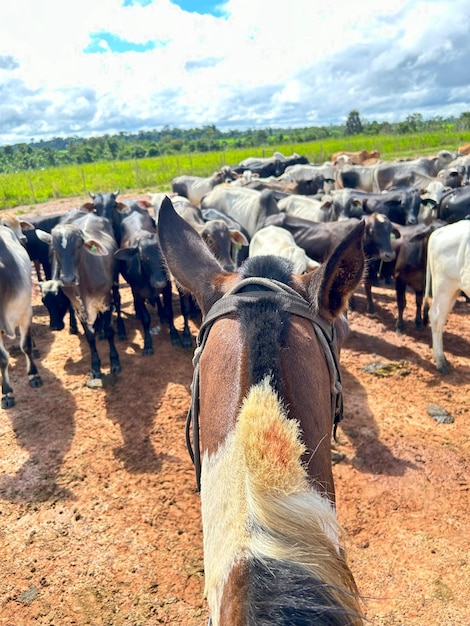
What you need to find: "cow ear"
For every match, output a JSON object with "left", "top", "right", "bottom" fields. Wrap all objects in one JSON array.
[
  {"left": 157, "top": 196, "right": 227, "bottom": 315},
  {"left": 229, "top": 230, "right": 249, "bottom": 247},
  {"left": 115, "top": 247, "right": 138, "bottom": 261},
  {"left": 19, "top": 219, "right": 35, "bottom": 231},
  {"left": 36, "top": 229, "right": 52, "bottom": 244},
  {"left": 84, "top": 239, "right": 108, "bottom": 256},
  {"left": 115, "top": 202, "right": 132, "bottom": 215},
  {"left": 79, "top": 202, "right": 96, "bottom": 213},
  {"left": 309, "top": 220, "right": 365, "bottom": 321}
]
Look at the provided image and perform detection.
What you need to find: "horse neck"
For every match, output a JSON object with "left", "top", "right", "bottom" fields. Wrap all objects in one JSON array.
[
  {"left": 199, "top": 373, "right": 362, "bottom": 625},
  {"left": 197, "top": 291, "right": 362, "bottom": 624}
]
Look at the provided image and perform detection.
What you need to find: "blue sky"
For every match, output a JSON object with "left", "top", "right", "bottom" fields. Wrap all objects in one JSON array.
[{"left": 1, "top": 0, "right": 470, "bottom": 145}]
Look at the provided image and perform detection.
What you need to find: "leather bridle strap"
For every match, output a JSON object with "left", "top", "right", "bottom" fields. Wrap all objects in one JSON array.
[{"left": 186, "top": 277, "right": 344, "bottom": 492}]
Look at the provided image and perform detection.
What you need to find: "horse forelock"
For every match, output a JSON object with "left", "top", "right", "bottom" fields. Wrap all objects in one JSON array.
[
  {"left": 201, "top": 378, "right": 362, "bottom": 625},
  {"left": 240, "top": 255, "right": 294, "bottom": 286}
]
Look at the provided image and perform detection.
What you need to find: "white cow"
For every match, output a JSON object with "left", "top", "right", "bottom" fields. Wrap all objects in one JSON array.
[
  {"left": 200, "top": 186, "right": 279, "bottom": 238},
  {"left": 277, "top": 194, "right": 337, "bottom": 222},
  {"left": 423, "top": 220, "right": 470, "bottom": 373},
  {"left": 249, "top": 225, "right": 320, "bottom": 274}
]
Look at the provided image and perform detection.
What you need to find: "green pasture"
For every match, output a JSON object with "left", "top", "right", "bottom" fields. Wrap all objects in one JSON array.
[{"left": 2, "top": 130, "right": 469, "bottom": 212}]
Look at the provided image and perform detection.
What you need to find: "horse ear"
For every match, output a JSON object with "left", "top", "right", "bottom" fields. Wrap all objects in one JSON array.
[
  {"left": 310, "top": 220, "right": 365, "bottom": 321},
  {"left": 157, "top": 196, "right": 226, "bottom": 315}
]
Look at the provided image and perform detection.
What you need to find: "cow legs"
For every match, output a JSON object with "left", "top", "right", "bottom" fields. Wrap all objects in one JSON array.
[
  {"left": 161, "top": 282, "right": 184, "bottom": 347},
  {"left": 178, "top": 291, "right": 195, "bottom": 349},
  {"left": 363, "top": 278, "right": 376, "bottom": 314},
  {"left": 19, "top": 324, "right": 43, "bottom": 390},
  {"left": 101, "top": 310, "right": 121, "bottom": 374},
  {"left": 112, "top": 278, "right": 127, "bottom": 340},
  {"left": 414, "top": 289, "right": 424, "bottom": 330},
  {"left": 428, "top": 289, "right": 459, "bottom": 374},
  {"left": 133, "top": 291, "right": 154, "bottom": 356},
  {"left": 395, "top": 277, "right": 407, "bottom": 333},
  {"left": 82, "top": 322, "right": 103, "bottom": 380},
  {"left": 0, "top": 336, "right": 14, "bottom": 409},
  {"left": 83, "top": 311, "right": 121, "bottom": 380},
  {"left": 1, "top": 325, "right": 43, "bottom": 409}
]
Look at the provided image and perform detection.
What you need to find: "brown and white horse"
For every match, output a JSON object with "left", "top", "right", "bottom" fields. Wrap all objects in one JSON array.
[{"left": 158, "top": 196, "right": 365, "bottom": 626}]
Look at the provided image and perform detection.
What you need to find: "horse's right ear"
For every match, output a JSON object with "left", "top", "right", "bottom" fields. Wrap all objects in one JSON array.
[
  {"left": 310, "top": 220, "right": 365, "bottom": 321},
  {"left": 157, "top": 196, "right": 227, "bottom": 315}
]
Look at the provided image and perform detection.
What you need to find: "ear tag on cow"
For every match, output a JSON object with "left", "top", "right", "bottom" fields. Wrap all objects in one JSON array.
[
  {"left": 235, "top": 242, "right": 242, "bottom": 250},
  {"left": 91, "top": 243, "right": 98, "bottom": 253}
]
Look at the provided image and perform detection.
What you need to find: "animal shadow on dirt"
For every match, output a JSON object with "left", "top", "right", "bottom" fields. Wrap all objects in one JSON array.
[
  {"left": 102, "top": 292, "right": 196, "bottom": 474},
  {"left": 0, "top": 317, "right": 77, "bottom": 504},
  {"left": 338, "top": 368, "right": 417, "bottom": 477}
]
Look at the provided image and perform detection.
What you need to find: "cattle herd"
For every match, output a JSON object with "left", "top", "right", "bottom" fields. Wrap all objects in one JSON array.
[{"left": 1, "top": 146, "right": 469, "bottom": 409}]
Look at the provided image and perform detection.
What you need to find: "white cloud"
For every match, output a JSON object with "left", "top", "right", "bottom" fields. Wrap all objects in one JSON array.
[{"left": 1, "top": 0, "right": 470, "bottom": 144}]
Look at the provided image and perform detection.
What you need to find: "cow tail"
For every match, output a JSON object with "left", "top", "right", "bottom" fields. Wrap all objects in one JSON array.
[{"left": 423, "top": 251, "right": 432, "bottom": 327}]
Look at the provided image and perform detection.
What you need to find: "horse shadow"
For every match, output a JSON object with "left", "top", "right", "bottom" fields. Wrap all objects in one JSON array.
[
  {"left": 0, "top": 318, "right": 77, "bottom": 504},
  {"left": 337, "top": 367, "right": 416, "bottom": 478}
]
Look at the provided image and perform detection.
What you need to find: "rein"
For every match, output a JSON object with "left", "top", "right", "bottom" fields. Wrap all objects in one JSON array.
[{"left": 186, "top": 276, "right": 344, "bottom": 492}]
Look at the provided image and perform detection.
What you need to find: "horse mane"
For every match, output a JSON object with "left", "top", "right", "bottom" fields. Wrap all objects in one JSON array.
[{"left": 239, "top": 378, "right": 363, "bottom": 625}]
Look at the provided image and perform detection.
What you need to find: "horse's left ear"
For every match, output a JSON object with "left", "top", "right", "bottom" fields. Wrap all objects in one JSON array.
[
  {"left": 310, "top": 220, "right": 365, "bottom": 321},
  {"left": 157, "top": 195, "right": 227, "bottom": 315}
]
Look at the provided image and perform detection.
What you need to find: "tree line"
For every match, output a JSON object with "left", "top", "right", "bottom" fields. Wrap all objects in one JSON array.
[{"left": 2, "top": 110, "right": 470, "bottom": 174}]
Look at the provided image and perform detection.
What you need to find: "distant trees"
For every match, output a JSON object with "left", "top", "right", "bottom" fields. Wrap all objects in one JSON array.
[
  {"left": 345, "top": 110, "right": 363, "bottom": 135},
  {"left": 0, "top": 111, "right": 469, "bottom": 173}
]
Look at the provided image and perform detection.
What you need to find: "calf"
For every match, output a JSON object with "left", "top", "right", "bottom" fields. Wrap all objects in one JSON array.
[
  {"left": 423, "top": 220, "right": 470, "bottom": 373},
  {"left": 115, "top": 205, "right": 189, "bottom": 353},
  {"left": 381, "top": 222, "right": 444, "bottom": 333},
  {"left": 47, "top": 212, "right": 121, "bottom": 383},
  {"left": 249, "top": 225, "right": 320, "bottom": 274},
  {"left": 0, "top": 223, "right": 43, "bottom": 408}
]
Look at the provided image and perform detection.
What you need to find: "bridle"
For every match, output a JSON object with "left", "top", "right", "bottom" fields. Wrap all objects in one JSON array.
[{"left": 186, "top": 276, "right": 345, "bottom": 493}]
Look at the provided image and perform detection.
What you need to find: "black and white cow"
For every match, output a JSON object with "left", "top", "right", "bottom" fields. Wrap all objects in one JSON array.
[{"left": 171, "top": 166, "right": 239, "bottom": 206}]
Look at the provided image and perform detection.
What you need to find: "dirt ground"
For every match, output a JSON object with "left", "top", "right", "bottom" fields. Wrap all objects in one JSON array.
[{"left": 0, "top": 195, "right": 469, "bottom": 625}]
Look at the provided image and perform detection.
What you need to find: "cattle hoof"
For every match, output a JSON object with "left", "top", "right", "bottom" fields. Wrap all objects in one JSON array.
[
  {"left": 29, "top": 374, "right": 43, "bottom": 389},
  {"left": 69, "top": 327, "right": 79, "bottom": 335},
  {"left": 181, "top": 336, "right": 194, "bottom": 349},
  {"left": 110, "top": 363, "right": 121, "bottom": 374},
  {"left": 1, "top": 394, "right": 15, "bottom": 409},
  {"left": 118, "top": 333, "right": 127, "bottom": 341},
  {"left": 85, "top": 377, "right": 104, "bottom": 389},
  {"left": 142, "top": 347, "right": 154, "bottom": 356},
  {"left": 436, "top": 364, "right": 450, "bottom": 375}
]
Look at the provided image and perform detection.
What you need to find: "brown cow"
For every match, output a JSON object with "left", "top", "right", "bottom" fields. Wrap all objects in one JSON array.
[
  {"left": 331, "top": 149, "right": 380, "bottom": 165},
  {"left": 457, "top": 143, "right": 470, "bottom": 156}
]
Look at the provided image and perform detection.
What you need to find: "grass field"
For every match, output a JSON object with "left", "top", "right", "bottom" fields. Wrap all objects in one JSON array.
[{"left": 2, "top": 130, "right": 469, "bottom": 211}]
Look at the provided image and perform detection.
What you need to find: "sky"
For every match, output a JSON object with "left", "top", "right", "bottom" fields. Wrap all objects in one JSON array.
[{"left": 1, "top": 0, "right": 470, "bottom": 146}]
